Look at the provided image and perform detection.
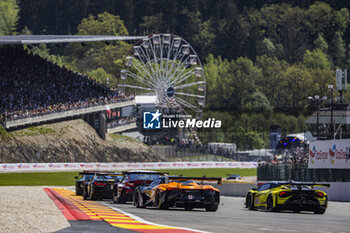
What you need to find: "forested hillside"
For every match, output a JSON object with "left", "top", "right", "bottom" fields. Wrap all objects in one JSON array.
[
  {"left": 1, "top": 0, "right": 349, "bottom": 149},
  {"left": 15, "top": 0, "right": 350, "bottom": 62}
]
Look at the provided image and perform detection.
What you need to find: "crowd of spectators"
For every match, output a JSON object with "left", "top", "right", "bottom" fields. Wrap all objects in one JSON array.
[
  {"left": 259, "top": 153, "right": 309, "bottom": 167},
  {"left": 207, "top": 145, "right": 235, "bottom": 157},
  {"left": 0, "top": 46, "right": 133, "bottom": 124},
  {"left": 161, "top": 132, "right": 202, "bottom": 148},
  {"left": 158, "top": 98, "right": 182, "bottom": 115}
]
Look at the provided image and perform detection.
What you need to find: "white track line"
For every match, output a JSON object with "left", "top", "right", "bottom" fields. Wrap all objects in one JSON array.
[
  {"left": 66, "top": 187, "right": 210, "bottom": 232},
  {"left": 101, "top": 201, "right": 210, "bottom": 233}
]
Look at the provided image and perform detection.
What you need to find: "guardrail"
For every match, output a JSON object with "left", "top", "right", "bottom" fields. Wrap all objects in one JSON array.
[
  {"left": 0, "top": 161, "right": 258, "bottom": 172},
  {"left": 4, "top": 100, "right": 135, "bottom": 129},
  {"left": 107, "top": 123, "right": 137, "bottom": 133}
]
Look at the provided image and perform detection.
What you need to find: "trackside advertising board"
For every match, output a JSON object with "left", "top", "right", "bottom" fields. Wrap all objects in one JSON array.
[
  {"left": 0, "top": 161, "right": 258, "bottom": 172},
  {"left": 309, "top": 139, "right": 350, "bottom": 168}
]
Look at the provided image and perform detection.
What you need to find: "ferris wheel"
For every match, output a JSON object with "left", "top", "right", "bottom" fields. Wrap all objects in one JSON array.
[{"left": 119, "top": 34, "right": 206, "bottom": 118}]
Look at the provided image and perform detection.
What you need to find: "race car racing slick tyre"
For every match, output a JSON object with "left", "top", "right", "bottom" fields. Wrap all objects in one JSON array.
[
  {"left": 113, "top": 190, "right": 118, "bottom": 203},
  {"left": 117, "top": 190, "right": 127, "bottom": 204},
  {"left": 205, "top": 203, "right": 218, "bottom": 212},
  {"left": 133, "top": 190, "right": 138, "bottom": 207},
  {"left": 75, "top": 184, "right": 82, "bottom": 196},
  {"left": 90, "top": 191, "right": 99, "bottom": 201},
  {"left": 134, "top": 189, "right": 145, "bottom": 208},
  {"left": 314, "top": 206, "right": 326, "bottom": 214},
  {"left": 83, "top": 187, "right": 88, "bottom": 200},
  {"left": 246, "top": 193, "right": 255, "bottom": 210},
  {"left": 266, "top": 195, "right": 278, "bottom": 212},
  {"left": 314, "top": 197, "right": 327, "bottom": 214},
  {"left": 184, "top": 203, "right": 194, "bottom": 211},
  {"left": 155, "top": 191, "right": 169, "bottom": 210}
]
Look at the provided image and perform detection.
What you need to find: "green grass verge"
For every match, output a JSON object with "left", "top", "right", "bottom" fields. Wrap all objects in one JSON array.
[
  {"left": 0, "top": 126, "right": 13, "bottom": 139},
  {"left": 0, "top": 168, "right": 256, "bottom": 186},
  {"left": 27, "top": 126, "right": 55, "bottom": 135},
  {"left": 0, "top": 172, "right": 79, "bottom": 186},
  {"left": 109, "top": 133, "right": 140, "bottom": 143}
]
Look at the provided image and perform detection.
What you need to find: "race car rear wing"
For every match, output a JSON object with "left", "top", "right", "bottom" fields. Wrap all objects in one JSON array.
[
  {"left": 168, "top": 176, "right": 223, "bottom": 185},
  {"left": 76, "top": 171, "right": 122, "bottom": 179},
  {"left": 95, "top": 173, "right": 123, "bottom": 176},
  {"left": 122, "top": 171, "right": 168, "bottom": 175},
  {"left": 278, "top": 182, "right": 330, "bottom": 188},
  {"left": 78, "top": 170, "right": 110, "bottom": 175}
]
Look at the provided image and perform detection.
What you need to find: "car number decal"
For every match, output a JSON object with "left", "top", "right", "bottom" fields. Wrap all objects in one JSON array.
[{"left": 255, "top": 196, "right": 259, "bottom": 204}]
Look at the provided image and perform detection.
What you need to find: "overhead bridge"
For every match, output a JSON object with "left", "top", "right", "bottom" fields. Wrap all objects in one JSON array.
[
  {"left": 0, "top": 35, "right": 147, "bottom": 45},
  {"left": 4, "top": 100, "right": 135, "bottom": 129}
]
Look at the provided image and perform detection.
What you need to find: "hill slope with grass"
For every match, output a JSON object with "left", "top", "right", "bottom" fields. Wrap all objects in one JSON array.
[{"left": 0, "top": 119, "right": 160, "bottom": 163}]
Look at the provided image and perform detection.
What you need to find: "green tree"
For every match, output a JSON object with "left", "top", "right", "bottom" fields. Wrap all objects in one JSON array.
[
  {"left": 203, "top": 54, "right": 225, "bottom": 110},
  {"left": 330, "top": 7, "right": 350, "bottom": 40},
  {"left": 66, "top": 12, "right": 130, "bottom": 80},
  {"left": 69, "top": 12, "right": 129, "bottom": 59},
  {"left": 309, "top": 68, "right": 334, "bottom": 98},
  {"left": 314, "top": 34, "right": 328, "bottom": 53},
  {"left": 94, "top": 43, "right": 131, "bottom": 74},
  {"left": 139, "top": 13, "right": 164, "bottom": 35},
  {"left": 243, "top": 91, "right": 273, "bottom": 116},
  {"left": 256, "top": 38, "right": 283, "bottom": 58},
  {"left": 77, "top": 12, "right": 128, "bottom": 36},
  {"left": 204, "top": 55, "right": 261, "bottom": 111},
  {"left": 255, "top": 55, "right": 289, "bottom": 107},
  {"left": 231, "top": 129, "right": 265, "bottom": 150},
  {"left": 192, "top": 19, "right": 215, "bottom": 56},
  {"left": 271, "top": 113, "right": 300, "bottom": 136},
  {"left": 306, "top": 2, "right": 333, "bottom": 38},
  {"left": 303, "top": 49, "right": 332, "bottom": 70},
  {"left": 222, "top": 57, "right": 261, "bottom": 111},
  {"left": 0, "top": 0, "right": 19, "bottom": 35},
  {"left": 297, "top": 115, "right": 308, "bottom": 133},
  {"left": 279, "top": 65, "right": 313, "bottom": 115},
  {"left": 329, "top": 31, "right": 346, "bottom": 66},
  {"left": 248, "top": 3, "right": 308, "bottom": 62},
  {"left": 346, "top": 44, "right": 350, "bottom": 68},
  {"left": 87, "top": 67, "right": 111, "bottom": 87}
]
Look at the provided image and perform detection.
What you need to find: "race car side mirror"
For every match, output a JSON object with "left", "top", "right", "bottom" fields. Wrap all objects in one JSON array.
[{"left": 252, "top": 188, "right": 257, "bottom": 191}]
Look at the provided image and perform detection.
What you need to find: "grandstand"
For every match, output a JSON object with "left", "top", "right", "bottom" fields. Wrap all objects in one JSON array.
[{"left": 0, "top": 45, "right": 134, "bottom": 137}]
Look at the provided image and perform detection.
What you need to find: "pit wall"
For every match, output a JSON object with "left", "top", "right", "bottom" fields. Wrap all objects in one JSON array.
[
  {"left": 213, "top": 183, "right": 256, "bottom": 197},
  {"left": 307, "top": 182, "right": 350, "bottom": 202}
]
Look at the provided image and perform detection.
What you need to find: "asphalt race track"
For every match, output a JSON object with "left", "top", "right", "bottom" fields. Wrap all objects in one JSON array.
[{"left": 102, "top": 196, "right": 350, "bottom": 233}]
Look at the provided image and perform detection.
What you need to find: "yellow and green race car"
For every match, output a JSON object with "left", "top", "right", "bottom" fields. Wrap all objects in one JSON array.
[{"left": 245, "top": 181, "right": 329, "bottom": 214}]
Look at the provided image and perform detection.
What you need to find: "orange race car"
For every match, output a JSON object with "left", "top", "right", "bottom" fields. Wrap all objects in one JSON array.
[{"left": 133, "top": 176, "right": 222, "bottom": 211}]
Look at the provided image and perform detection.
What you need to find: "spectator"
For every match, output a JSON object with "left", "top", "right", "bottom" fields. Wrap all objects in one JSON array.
[{"left": 0, "top": 46, "right": 134, "bottom": 122}]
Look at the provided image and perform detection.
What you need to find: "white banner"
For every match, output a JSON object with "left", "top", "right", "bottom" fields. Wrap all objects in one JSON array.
[
  {"left": 309, "top": 139, "right": 350, "bottom": 168},
  {"left": 0, "top": 161, "right": 258, "bottom": 172}
]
